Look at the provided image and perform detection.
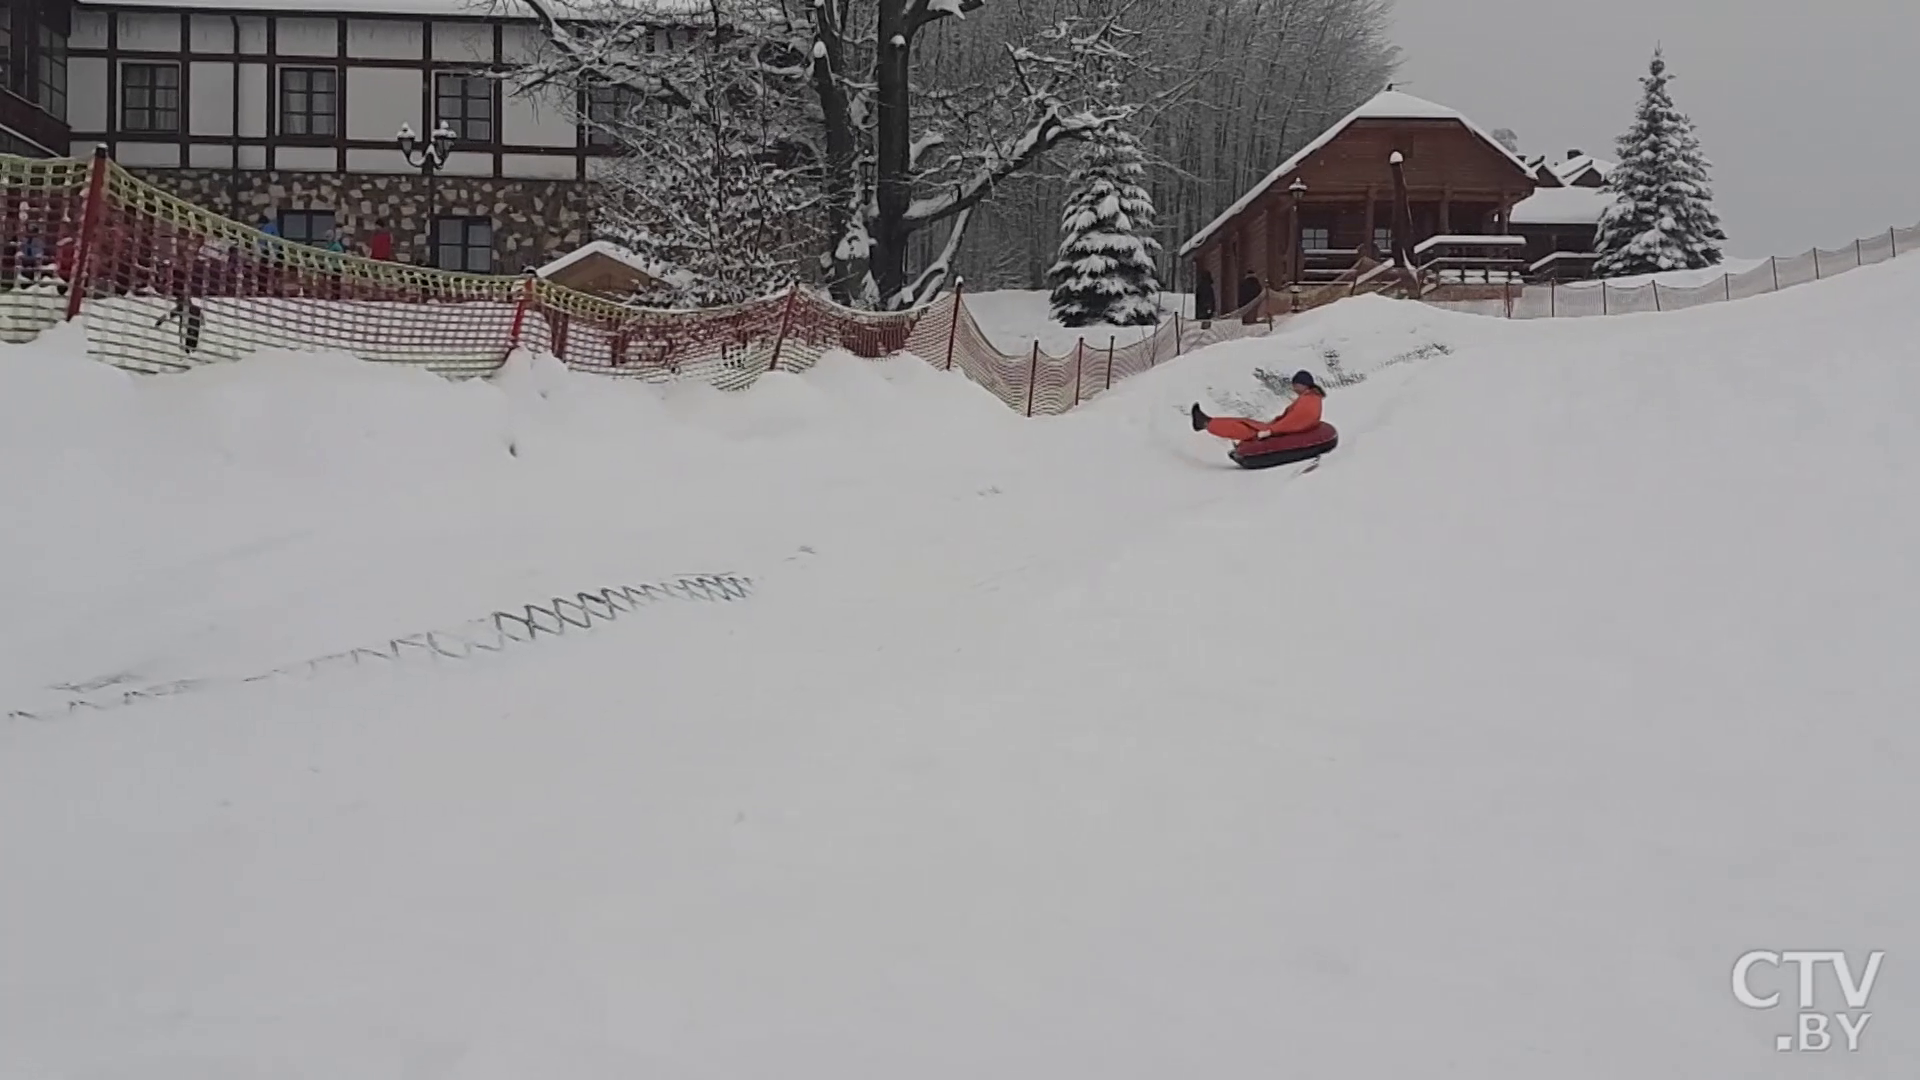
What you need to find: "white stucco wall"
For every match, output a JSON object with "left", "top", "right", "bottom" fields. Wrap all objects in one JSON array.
[
  {"left": 501, "top": 83, "right": 574, "bottom": 148},
  {"left": 237, "top": 63, "right": 269, "bottom": 140},
  {"left": 431, "top": 22, "right": 492, "bottom": 64},
  {"left": 189, "top": 15, "right": 232, "bottom": 53},
  {"left": 347, "top": 19, "right": 424, "bottom": 60},
  {"left": 66, "top": 58, "right": 109, "bottom": 131},
  {"left": 501, "top": 153, "right": 576, "bottom": 180},
  {"left": 344, "top": 148, "right": 416, "bottom": 174},
  {"left": 189, "top": 62, "right": 235, "bottom": 137},
  {"left": 116, "top": 13, "right": 179, "bottom": 52},
  {"left": 70, "top": 11, "right": 107, "bottom": 50},
  {"left": 277, "top": 18, "right": 339, "bottom": 57},
  {"left": 274, "top": 146, "right": 338, "bottom": 170},
  {"left": 114, "top": 142, "right": 181, "bottom": 168},
  {"left": 346, "top": 67, "right": 424, "bottom": 142}
]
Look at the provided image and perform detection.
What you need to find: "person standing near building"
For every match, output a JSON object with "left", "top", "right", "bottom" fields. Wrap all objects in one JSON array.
[{"left": 366, "top": 220, "right": 394, "bottom": 261}]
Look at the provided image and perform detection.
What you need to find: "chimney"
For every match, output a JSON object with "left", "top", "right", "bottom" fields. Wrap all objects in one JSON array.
[{"left": 1566, "top": 149, "right": 1584, "bottom": 161}]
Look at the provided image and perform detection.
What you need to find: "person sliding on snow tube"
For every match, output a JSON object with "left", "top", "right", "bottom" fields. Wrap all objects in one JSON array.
[
  {"left": 1191, "top": 370, "right": 1338, "bottom": 469},
  {"left": 1190, "top": 369, "right": 1325, "bottom": 440}
]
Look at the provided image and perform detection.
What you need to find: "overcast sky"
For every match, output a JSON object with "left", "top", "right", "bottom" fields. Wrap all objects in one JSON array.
[{"left": 1387, "top": 0, "right": 1918, "bottom": 257}]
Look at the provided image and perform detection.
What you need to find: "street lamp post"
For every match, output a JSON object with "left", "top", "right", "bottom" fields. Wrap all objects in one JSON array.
[
  {"left": 397, "top": 121, "right": 457, "bottom": 267},
  {"left": 1287, "top": 177, "right": 1307, "bottom": 287}
]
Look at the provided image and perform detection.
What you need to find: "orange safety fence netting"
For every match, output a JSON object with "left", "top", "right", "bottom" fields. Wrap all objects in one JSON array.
[{"left": 0, "top": 150, "right": 1284, "bottom": 415}]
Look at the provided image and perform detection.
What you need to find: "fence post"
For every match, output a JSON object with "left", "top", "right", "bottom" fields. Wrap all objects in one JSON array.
[
  {"left": 767, "top": 282, "right": 799, "bottom": 372},
  {"left": 1602, "top": 283, "right": 1608, "bottom": 316},
  {"left": 1072, "top": 339, "right": 1084, "bottom": 407},
  {"left": 1813, "top": 249, "right": 1821, "bottom": 280},
  {"left": 1106, "top": 335, "right": 1116, "bottom": 389},
  {"left": 1771, "top": 256, "right": 1779, "bottom": 291},
  {"left": 944, "top": 276, "right": 964, "bottom": 370},
  {"left": 506, "top": 270, "right": 536, "bottom": 352},
  {"left": 1891, "top": 227, "right": 1899, "bottom": 257},
  {"left": 1652, "top": 281, "right": 1661, "bottom": 312},
  {"left": 64, "top": 146, "right": 112, "bottom": 322},
  {"left": 1724, "top": 273, "right": 1731, "bottom": 301},
  {"left": 1173, "top": 312, "right": 1182, "bottom": 356},
  {"left": 1549, "top": 279, "right": 1556, "bottom": 317},
  {"left": 1024, "top": 342, "right": 1039, "bottom": 417}
]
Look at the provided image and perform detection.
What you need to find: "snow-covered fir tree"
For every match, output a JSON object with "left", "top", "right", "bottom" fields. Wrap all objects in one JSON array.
[
  {"left": 1047, "top": 126, "right": 1163, "bottom": 326},
  {"left": 1592, "top": 48, "right": 1727, "bottom": 277}
]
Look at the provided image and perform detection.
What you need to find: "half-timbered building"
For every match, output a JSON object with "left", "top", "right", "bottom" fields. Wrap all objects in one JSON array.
[{"left": 2, "top": 0, "right": 674, "bottom": 272}]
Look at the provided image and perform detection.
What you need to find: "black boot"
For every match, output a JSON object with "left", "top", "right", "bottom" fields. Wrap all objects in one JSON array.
[{"left": 1191, "top": 403, "right": 1210, "bottom": 432}]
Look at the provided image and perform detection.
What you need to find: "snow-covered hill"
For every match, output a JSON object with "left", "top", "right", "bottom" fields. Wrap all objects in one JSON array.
[{"left": 3, "top": 261, "right": 1917, "bottom": 1078}]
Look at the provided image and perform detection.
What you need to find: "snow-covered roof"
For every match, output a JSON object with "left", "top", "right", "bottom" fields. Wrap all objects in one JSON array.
[
  {"left": 537, "top": 239, "right": 666, "bottom": 281},
  {"left": 1178, "top": 89, "right": 1535, "bottom": 258},
  {"left": 1552, "top": 154, "right": 1615, "bottom": 184},
  {"left": 1510, "top": 187, "right": 1616, "bottom": 226}
]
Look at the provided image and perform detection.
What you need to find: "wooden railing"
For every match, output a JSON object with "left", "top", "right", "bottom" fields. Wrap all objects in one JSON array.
[
  {"left": 1301, "top": 247, "right": 1362, "bottom": 283},
  {"left": 1411, "top": 235, "right": 1528, "bottom": 288},
  {"left": 1527, "top": 250, "right": 1600, "bottom": 282}
]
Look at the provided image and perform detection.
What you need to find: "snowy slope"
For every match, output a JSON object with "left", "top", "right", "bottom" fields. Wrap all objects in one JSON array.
[
  {"left": 4, "top": 262, "right": 1919, "bottom": 1078},
  {"left": 960, "top": 288, "right": 1191, "bottom": 355}
]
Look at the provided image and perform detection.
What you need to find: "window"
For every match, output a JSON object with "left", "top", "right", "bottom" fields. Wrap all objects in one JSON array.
[
  {"left": 434, "top": 73, "right": 493, "bottom": 143},
  {"left": 280, "top": 209, "right": 336, "bottom": 246},
  {"left": 1373, "top": 226, "right": 1394, "bottom": 257},
  {"left": 37, "top": 24, "right": 67, "bottom": 119},
  {"left": 121, "top": 62, "right": 180, "bottom": 134},
  {"left": 585, "top": 83, "right": 644, "bottom": 146},
  {"left": 279, "top": 67, "right": 338, "bottom": 138},
  {"left": 1300, "top": 226, "right": 1331, "bottom": 252},
  {"left": 434, "top": 216, "right": 491, "bottom": 272}
]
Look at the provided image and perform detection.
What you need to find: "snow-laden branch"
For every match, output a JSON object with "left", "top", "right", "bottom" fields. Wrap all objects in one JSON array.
[
  {"left": 905, "top": 104, "right": 1130, "bottom": 225},
  {"left": 907, "top": 0, "right": 985, "bottom": 34}
]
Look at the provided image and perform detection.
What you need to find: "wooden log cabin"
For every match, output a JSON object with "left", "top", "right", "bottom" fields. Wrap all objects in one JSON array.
[{"left": 1178, "top": 88, "right": 1602, "bottom": 315}]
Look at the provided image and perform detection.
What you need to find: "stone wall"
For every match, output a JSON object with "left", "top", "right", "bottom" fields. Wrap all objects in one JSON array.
[{"left": 125, "top": 169, "right": 592, "bottom": 275}]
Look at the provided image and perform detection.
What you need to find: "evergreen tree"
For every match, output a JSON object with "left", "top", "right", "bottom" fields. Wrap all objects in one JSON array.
[
  {"left": 1047, "top": 126, "right": 1163, "bottom": 327},
  {"left": 1593, "top": 48, "right": 1727, "bottom": 277}
]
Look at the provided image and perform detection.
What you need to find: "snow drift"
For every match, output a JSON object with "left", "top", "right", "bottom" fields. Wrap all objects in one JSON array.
[{"left": 3, "top": 261, "right": 1918, "bottom": 1078}]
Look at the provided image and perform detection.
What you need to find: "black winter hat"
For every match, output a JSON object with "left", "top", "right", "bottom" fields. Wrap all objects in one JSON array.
[{"left": 1291, "top": 370, "right": 1317, "bottom": 387}]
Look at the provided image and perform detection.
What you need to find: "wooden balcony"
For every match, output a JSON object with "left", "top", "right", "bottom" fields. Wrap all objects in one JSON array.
[
  {"left": 1527, "top": 250, "right": 1600, "bottom": 282},
  {"left": 1412, "top": 235, "right": 1528, "bottom": 287}
]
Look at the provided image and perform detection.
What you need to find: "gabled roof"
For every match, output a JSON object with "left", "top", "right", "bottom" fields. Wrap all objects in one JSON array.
[
  {"left": 1552, "top": 154, "right": 1615, "bottom": 185},
  {"left": 538, "top": 239, "right": 663, "bottom": 280},
  {"left": 1178, "top": 88, "right": 1534, "bottom": 258},
  {"left": 1510, "top": 186, "right": 1615, "bottom": 226}
]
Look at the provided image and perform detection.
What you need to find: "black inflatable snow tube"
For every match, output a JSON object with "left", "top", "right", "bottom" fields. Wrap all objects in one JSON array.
[{"left": 1229, "top": 422, "right": 1339, "bottom": 469}]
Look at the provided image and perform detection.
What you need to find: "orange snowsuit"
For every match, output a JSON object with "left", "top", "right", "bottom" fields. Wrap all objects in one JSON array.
[{"left": 1206, "top": 391, "right": 1323, "bottom": 441}]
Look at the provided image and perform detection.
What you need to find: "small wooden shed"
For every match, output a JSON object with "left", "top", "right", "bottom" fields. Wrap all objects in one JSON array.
[{"left": 536, "top": 240, "right": 662, "bottom": 297}]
